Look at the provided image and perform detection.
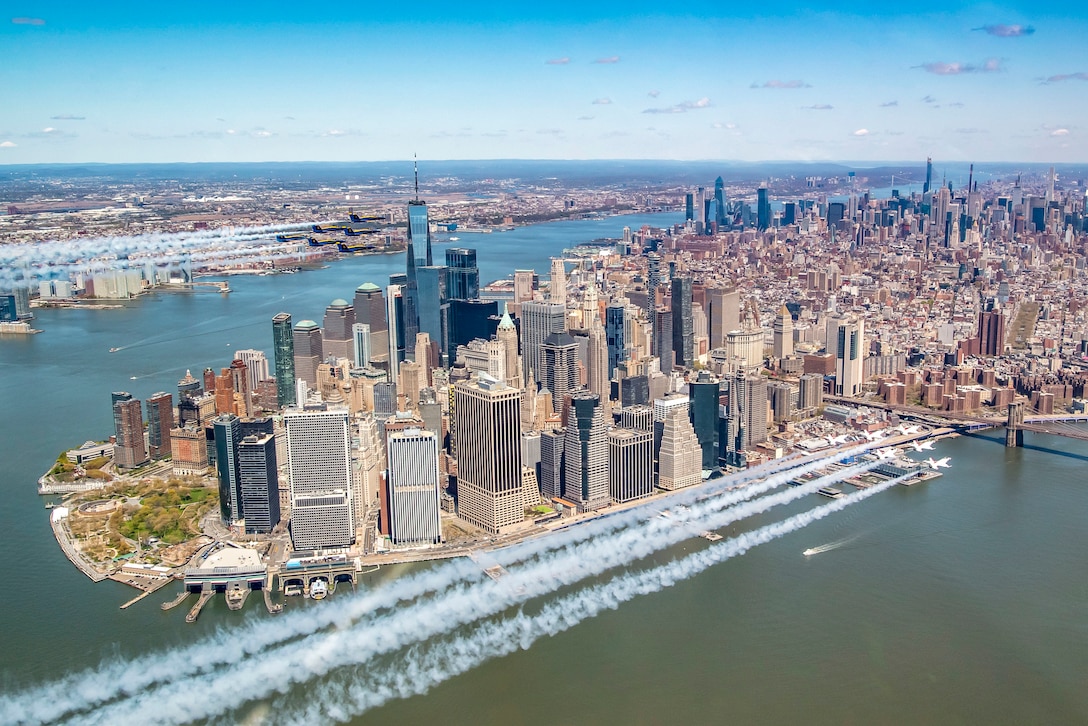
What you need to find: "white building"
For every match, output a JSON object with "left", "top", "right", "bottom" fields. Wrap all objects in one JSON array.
[
  {"left": 386, "top": 428, "right": 442, "bottom": 545},
  {"left": 284, "top": 407, "right": 354, "bottom": 550}
]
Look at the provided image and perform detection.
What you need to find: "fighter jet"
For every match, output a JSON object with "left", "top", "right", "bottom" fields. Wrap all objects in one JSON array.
[
  {"left": 923, "top": 457, "right": 951, "bottom": 469},
  {"left": 909, "top": 440, "right": 936, "bottom": 452}
]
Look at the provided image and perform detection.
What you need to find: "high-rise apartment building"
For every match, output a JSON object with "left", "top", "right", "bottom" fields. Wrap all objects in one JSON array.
[
  {"left": 170, "top": 425, "right": 208, "bottom": 476},
  {"left": 688, "top": 373, "right": 719, "bottom": 469},
  {"left": 112, "top": 392, "right": 148, "bottom": 470},
  {"left": 272, "top": 312, "right": 296, "bottom": 409},
  {"left": 453, "top": 374, "right": 524, "bottom": 534},
  {"left": 834, "top": 316, "right": 865, "bottom": 396},
  {"left": 145, "top": 391, "right": 174, "bottom": 459},
  {"left": 234, "top": 349, "right": 270, "bottom": 392},
  {"left": 386, "top": 428, "right": 443, "bottom": 545}
]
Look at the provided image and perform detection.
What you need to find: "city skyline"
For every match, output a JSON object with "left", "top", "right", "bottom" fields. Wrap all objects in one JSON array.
[{"left": 2, "top": 3, "right": 1086, "bottom": 163}]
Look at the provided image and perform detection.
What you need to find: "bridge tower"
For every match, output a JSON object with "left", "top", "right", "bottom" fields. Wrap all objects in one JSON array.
[{"left": 1005, "top": 401, "right": 1024, "bottom": 448}]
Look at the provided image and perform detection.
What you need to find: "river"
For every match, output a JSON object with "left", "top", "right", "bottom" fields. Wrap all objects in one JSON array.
[{"left": 1, "top": 210, "right": 1086, "bottom": 724}]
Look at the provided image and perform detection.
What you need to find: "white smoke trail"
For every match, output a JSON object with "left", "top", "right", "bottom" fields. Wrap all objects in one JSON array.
[
  {"left": 50, "top": 459, "right": 885, "bottom": 726},
  {"left": 3, "top": 448, "right": 849, "bottom": 724},
  {"left": 279, "top": 472, "right": 918, "bottom": 724},
  {"left": 0, "top": 223, "right": 323, "bottom": 289},
  {"left": 1, "top": 447, "right": 878, "bottom": 724}
]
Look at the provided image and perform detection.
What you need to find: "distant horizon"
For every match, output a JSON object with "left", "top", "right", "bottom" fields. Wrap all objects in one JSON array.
[{"left": 2, "top": 3, "right": 1085, "bottom": 164}]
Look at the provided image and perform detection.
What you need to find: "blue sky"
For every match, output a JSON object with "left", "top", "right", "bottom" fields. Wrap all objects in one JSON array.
[{"left": 1, "top": 2, "right": 1085, "bottom": 163}]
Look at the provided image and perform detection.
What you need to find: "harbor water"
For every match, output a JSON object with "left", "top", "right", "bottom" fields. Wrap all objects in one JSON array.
[{"left": 0, "top": 211, "right": 1086, "bottom": 724}]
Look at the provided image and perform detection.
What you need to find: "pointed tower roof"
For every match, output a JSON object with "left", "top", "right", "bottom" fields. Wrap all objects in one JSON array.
[{"left": 498, "top": 302, "right": 516, "bottom": 330}]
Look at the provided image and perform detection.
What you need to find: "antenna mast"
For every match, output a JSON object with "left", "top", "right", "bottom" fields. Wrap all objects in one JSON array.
[{"left": 413, "top": 153, "right": 419, "bottom": 202}]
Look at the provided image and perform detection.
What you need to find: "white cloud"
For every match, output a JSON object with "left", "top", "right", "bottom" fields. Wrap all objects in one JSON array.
[
  {"left": 853, "top": 128, "right": 870, "bottom": 136},
  {"left": 592, "top": 98, "right": 612, "bottom": 105},
  {"left": 0, "top": 140, "right": 16, "bottom": 148},
  {"left": 1050, "top": 128, "right": 1070, "bottom": 136}
]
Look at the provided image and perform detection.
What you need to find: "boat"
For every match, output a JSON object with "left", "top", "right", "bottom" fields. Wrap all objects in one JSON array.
[
  {"left": 803, "top": 548, "right": 816, "bottom": 556},
  {"left": 817, "top": 487, "right": 844, "bottom": 499},
  {"left": 309, "top": 579, "right": 328, "bottom": 600},
  {"left": 109, "top": 347, "right": 121, "bottom": 353}
]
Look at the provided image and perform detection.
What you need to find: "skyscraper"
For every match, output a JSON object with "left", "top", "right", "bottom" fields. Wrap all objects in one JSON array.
[
  {"left": 496, "top": 304, "right": 521, "bottom": 388},
  {"left": 607, "top": 427, "right": 653, "bottom": 503},
  {"left": 688, "top": 373, "right": 719, "bottom": 469},
  {"left": 386, "top": 428, "right": 443, "bottom": 545},
  {"left": 714, "top": 176, "right": 727, "bottom": 228},
  {"left": 234, "top": 349, "right": 270, "bottom": 392},
  {"left": 404, "top": 163, "right": 429, "bottom": 354},
  {"left": 773, "top": 304, "right": 794, "bottom": 359},
  {"left": 834, "top": 316, "right": 865, "bottom": 396},
  {"left": 586, "top": 320, "right": 609, "bottom": 404},
  {"left": 685, "top": 192, "right": 694, "bottom": 221},
  {"left": 539, "top": 427, "right": 565, "bottom": 499},
  {"left": 322, "top": 299, "right": 355, "bottom": 362},
  {"left": 671, "top": 276, "right": 694, "bottom": 368},
  {"left": 292, "top": 320, "right": 323, "bottom": 388},
  {"left": 757, "top": 185, "right": 771, "bottom": 231},
  {"left": 238, "top": 432, "right": 280, "bottom": 534},
  {"left": 416, "top": 265, "right": 448, "bottom": 347},
  {"left": 353, "top": 283, "right": 388, "bottom": 363},
  {"left": 272, "top": 313, "right": 296, "bottom": 409},
  {"left": 212, "top": 413, "right": 242, "bottom": 524},
  {"left": 550, "top": 258, "right": 566, "bottom": 304},
  {"left": 645, "top": 253, "right": 661, "bottom": 323},
  {"left": 520, "top": 300, "right": 567, "bottom": 381},
  {"left": 977, "top": 301, "right": 1006, "bottom": 357},
  {"left": 145, "top": 391, "right": 173, "bottom": 459},
  {"left": 541, "top": 331, "right": 580, "bottom": 415},
  {"left": 284, "top": 408, "right": 354, "bottom": 550},
  {"left": 386, "top": 284, "right": 404, "bottom": 379},
  {"left": 445, "top": 247, "right": 480, "bottom": 300},
  {"left": 657, "top": 408, "right": 702, "bottom": 490},
  {"left": 605, "top": 302, "right": 626, "bottom": 377},
  {"left": 352, "top": 323, "right": 372, "bottom": 368},
  {"left": 563, "top": 392, "right": 609, "bottom": 511},
  {"left": 112, "top": 393, "right": 148, "bottom": 469},
  {"left": 454, "top": 374, "right": 524, "bottom": 534}
]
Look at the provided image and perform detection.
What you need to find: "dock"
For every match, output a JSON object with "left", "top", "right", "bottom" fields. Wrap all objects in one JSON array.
[
  {"left": 161, "top": 589, "right": 192, "bottom": 611},
  {"left": 185, "top": 590, "right": 214, "bottom": 623}
]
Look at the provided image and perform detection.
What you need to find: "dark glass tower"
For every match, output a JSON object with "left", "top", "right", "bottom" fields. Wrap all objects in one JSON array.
[
  {"left": 445, "top": 247, "right": 480, "bottom": 300},
  {"left": 404, "top": 160, "right": 430, "bottom": 354},
  {"left": 272, "top": 312, "right": 296, "bottom": 408},
  {"left": 757, "top": 186, "right": 771, "bottom": 231},
  {"left": 714, "top": 176, "right": 727, "bottom": 228},
  {"left": 671, "top": 276, "right": 694, "bottom": 368},
  {"left": 689, "top": 373, "right": 720, "bottom": 469},
  {"left": 212, "top": 413, "right": 242, "bottom": 524},
  {"left": 604, "top": 302, "right": 626, "bottom": 377}
]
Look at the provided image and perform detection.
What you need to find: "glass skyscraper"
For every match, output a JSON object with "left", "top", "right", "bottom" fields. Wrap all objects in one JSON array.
[
  {"left": 445, "top": 247, "right": 479, "bottom": 300},
  {"left": 272, "top": 312, "right": 296, "bottom": 408}
]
